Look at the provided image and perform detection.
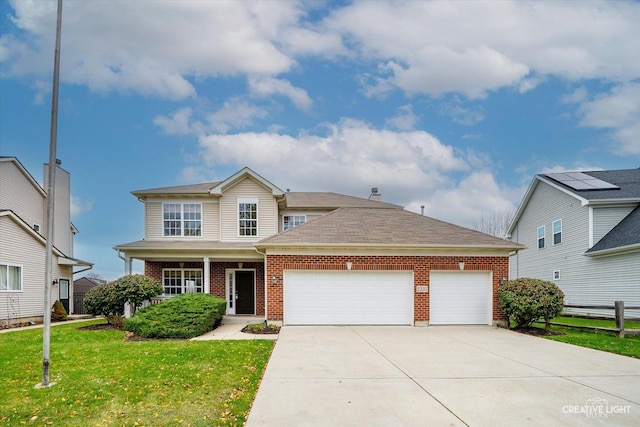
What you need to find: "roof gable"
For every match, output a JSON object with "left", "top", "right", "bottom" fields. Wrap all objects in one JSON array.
[
  {"left": 210, "top": 167, "right": 284, "bottom": 197},
  {"left": 259, "top": 207, "right": 524, "bottom": 250},
  {"left": 0, "top": 156, "right": 47, "bottom": 197}
]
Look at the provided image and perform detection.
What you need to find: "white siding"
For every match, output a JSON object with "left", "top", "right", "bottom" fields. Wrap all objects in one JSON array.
[
  {"left": 1, "top": 217, "right": 46, "bottom": 320},
  {"left": 220, "top": 178, "right": 278, "bottom": 242},
  {"left": 511, "top": 182, "right": 640, "bottom": 318},
  {"left": 592, "top": 205, "right": 635, "bottom": 245},
  {"left": 0, "top": 161, "right": 45, "bottom": 233}
]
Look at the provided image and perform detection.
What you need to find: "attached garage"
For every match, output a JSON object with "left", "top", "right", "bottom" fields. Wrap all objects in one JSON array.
[
  {"left": 283, "top": 270, "right": 414, "bottom": 325},
  {"left": 429, "top": 271, "right": 492, "bottom": 325}
]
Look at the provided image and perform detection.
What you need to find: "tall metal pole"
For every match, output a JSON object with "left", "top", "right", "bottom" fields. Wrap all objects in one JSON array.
[{"left": 39, "top": 0, "right": 63, "bottom": 389}]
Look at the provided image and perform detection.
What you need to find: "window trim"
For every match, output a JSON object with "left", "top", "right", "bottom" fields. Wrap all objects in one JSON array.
[
  {"left": 283, "top": 214, "right": 306, "bottom": 231},
  {"left": 553, "top": 270, "right": 560, "bottom": 280},
  {"left": 0, "top": 262, "right": 23, "bottom": 292},
  {"left": 161, "top": 268, "right": 203, "bottom": 296},
  {"left": 552, "top": 219, "right": 562, "bottom": 246},
  {"left": 237, "top": 198, "right": 258, "bottom": 237},
  {"left": 537, "top": 225, "right": 546, "bottom": 249},
  {"left": 162, "top": 202, "right": 202, "bottom": 237}
]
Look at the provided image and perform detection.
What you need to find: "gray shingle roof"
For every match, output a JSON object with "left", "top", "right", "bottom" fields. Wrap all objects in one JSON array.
[
  {"left": 132, "top": 182, "right": 221, "bottom": 196},
  {"left": 586, "top": 205, "right": 640, "bottom": 254},
  {"left": 258, "top": 207, "right": 524, "bottom": 249},
  {"left": 283, "top": 192, "right": 401, "bottom": 209},
  {"left": 541, "top": 168, "right": 640, "bottom": 200}
]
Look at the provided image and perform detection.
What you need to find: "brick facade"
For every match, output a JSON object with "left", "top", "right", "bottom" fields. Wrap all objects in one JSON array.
[
  {"left": 145, "top": 260, "right": 265, "bottom": 316},
  {"left": 265, "top": 254, "right": 509, "bottom": 324}
]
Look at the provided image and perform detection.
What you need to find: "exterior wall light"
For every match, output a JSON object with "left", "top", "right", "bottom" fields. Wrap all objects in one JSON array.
[
  {"left": 500, "top": 277, "right": 507, "bottom": 285},
  {"left": 458, "top": 261, "right": 464, "bottom": 270},
  {"left": 272, "top": 275, "right": 278, "bottom": 284},
  {"left": 346, "top": 262, "right": 353, "bottom": 270}
]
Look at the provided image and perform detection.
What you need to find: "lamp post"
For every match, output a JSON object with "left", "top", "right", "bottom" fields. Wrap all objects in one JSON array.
[{"left": 37, "top": 0, "right": 63, "bottom": 389}]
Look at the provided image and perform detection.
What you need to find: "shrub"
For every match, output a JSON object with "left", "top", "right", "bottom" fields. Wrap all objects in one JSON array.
[
  {"left": 124, "top": 293, "right": 226, "bottom": 339},
  {"left": 51, "top": 300, "right": 68, "bottom": 321},
  {"left": 498, "top": 278, "right": 564, "bottom": 329},
  {"left": 83, "top": 275, "right": 163, "bottom": 326}
]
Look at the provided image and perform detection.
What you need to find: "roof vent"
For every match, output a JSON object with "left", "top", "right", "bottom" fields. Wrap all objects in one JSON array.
[{"left": 369, "top": 187, "right": 381, "bottom": 201}]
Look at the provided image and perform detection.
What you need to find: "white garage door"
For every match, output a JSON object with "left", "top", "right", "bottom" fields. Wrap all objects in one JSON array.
[
  {"left": 284, "top": 271, "right": 414, "bottom": 325},
  {"left": 430, "top": 271, "right": 492, "bottom": 325}
]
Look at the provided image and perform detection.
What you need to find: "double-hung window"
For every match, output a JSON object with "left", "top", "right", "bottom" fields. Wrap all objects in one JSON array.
[
  {"left": 537, "top": 226, "right": 545, "bottom": 249},
  {"left": 553, "top": 219, "right": 562, "bottom": 245},
  {"left": 0, "top": 263, "right": 22, "bottom": 291},
  {"left": 163, "top": 203, "right": 202, "bottom": 237},
  {"left": 162, "top": 269, "right": 202, "bottom": 296},
  {"left": 238, "top": 199, "right": 258, "bottom": 236},
  {"left": 283, "top": 215, "right": 306, "bottom": 231}
]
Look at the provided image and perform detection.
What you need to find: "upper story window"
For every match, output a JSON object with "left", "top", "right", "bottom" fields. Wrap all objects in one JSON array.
[
  {"left": 283, "top": 215, "right": 306, "bottom": 231},
  {"left": 238, "top": 198, "right": 258, "bottom": 236},
  {"left": 0, "top": 263, "right": 22, "bottom": 292},
  {"left": 537, "top": 226, "right": 545, "bottom": 249},
  {"left": 553, "top": 219, "right": 562, "bottom": 245},
  {"left": 163, "top": 203, "right": 202, "bottom": 237}
]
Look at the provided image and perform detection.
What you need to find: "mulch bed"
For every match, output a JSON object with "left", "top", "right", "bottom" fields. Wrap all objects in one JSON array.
[
  {"left": 241, "top": 325, "right": 281, "bottom": 334},
  {"left": 513, "top": 326, "right": 564, "bottom": 336}
]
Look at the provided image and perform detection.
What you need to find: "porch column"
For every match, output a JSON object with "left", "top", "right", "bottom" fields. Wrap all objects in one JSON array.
[
  {"left": 203, "top": 257, "right": 210, "bottom": 294},
  {"left": 124, "top": 256, "right": 132, "bottom": 275}
]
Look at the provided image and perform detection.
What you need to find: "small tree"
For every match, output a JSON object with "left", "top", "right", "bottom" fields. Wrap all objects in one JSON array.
[
  {"left": 83, "top": 275, "right": 162, "bottom": 326},
  {"left": 498, "top": 278, "right": 564, "bottom": 329},
  {"left": 51, "top": 300, "right": 68, "bottom": 321}
]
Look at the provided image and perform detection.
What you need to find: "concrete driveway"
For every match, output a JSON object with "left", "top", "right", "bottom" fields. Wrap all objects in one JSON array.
[{"left": 247, "top": 326, "right": 640, "bottom": 426}]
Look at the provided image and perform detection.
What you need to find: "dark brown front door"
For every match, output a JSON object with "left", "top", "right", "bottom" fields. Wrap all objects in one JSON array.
[{"left": 235, "top": 271, "right": 255, "bottom": 315}]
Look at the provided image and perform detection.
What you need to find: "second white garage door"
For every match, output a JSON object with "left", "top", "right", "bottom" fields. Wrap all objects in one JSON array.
[
  {"left": 283, "top": 271, "right": 414, "bottom": 325},
  {"left": 429, "top": 271, "right": 492, "bottom": 325}
]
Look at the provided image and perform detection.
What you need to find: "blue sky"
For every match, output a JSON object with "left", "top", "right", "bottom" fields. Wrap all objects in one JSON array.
[{"left": 1, "top": 0, "right": 639, "bottom": 280}]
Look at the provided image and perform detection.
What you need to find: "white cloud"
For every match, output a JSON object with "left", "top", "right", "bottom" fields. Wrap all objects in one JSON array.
[
  {"left": 561, "top": 86, "right": 588, "bottom": 104},
  {"left": 70, "top": 195, "right": 93, "bottom": 218},
  {"left": 385, "top": 104, "right": 418, "bottom": 131},
  {"left": 207, "top": 97, "right": 269, "bottom": 134},
  {"left": 154, "top": 108, "right": 200, "bottom": 136},
  {"left": 577, "top": 83, "right": 640, "bottom": 154},
  {"left": 248, "top": 76, "right": 312, "bottom": 110},
  {"left": 439, "top": 99, "right": 485, "bottom": 126}
]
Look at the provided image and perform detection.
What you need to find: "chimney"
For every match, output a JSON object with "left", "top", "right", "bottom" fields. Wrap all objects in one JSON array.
[
  {"left": 369, "top": 187, "right": 381, "bottom": 202},
  {"left": 421, "top": 205, "right": 425, "bottom": 215}
]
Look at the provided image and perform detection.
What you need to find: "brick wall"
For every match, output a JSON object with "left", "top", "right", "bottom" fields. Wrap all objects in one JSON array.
[
  {"left": 265, "top": 254, "right": 509, "bottom": 323},
  {"left": 145, "top": 260, "right": 265, "bottom": 316}
]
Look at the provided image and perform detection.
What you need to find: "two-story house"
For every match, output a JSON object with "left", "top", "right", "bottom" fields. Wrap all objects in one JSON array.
[
  {"left": 507, "top": 168, "right": 640, "bottom": 318},
  {"left": 0, "top": 156, "right": 92, "bottom": 325},
  {"left": 115, "top": 167, "right": 523, "bottom": 326}
]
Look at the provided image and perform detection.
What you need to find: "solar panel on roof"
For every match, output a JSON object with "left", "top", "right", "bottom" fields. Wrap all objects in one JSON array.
[{"left": 546, "top": 172, "right": 620, "bottom": 191}]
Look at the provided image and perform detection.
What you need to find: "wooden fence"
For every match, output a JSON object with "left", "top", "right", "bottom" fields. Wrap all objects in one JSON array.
[{"left": 554, "top": 301, "right": 640, "bottom": 338}]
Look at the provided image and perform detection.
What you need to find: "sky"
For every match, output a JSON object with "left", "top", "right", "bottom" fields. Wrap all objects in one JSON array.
[{"left": 1, "top": 0, "right": 639, "bottom": 281}]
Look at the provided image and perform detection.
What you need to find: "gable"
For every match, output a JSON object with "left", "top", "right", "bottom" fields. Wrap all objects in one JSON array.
[{"left": 210, "top": 167, "right": 284, "bottom": 196}]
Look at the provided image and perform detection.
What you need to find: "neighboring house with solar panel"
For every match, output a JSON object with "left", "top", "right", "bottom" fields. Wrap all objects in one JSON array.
[{"left": 507, "top": 168, "right": 640, "bottom": 318}]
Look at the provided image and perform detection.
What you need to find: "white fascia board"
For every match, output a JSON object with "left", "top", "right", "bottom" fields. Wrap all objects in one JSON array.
[
  {"left": 584, "top": 243, "right": 640, "bottom": 258},
  {"left": 210, "top": 167, "right": 284, "bottom": 196}
]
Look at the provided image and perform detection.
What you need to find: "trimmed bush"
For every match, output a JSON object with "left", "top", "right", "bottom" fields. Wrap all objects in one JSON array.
[
  {"left": 124, "top": 293, "right": 226, "bottom": 339},
  {"left": 51, "top": 300, "right": 68, "bottom": 321},
  {"left": 83, "top": 274, "right": 163, "bottom": 326},
  {"left": 498, "top": 277, "right": 564, "bottom": 329}
]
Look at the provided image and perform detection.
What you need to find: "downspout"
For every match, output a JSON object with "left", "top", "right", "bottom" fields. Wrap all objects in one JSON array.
[{"left": 254, "top": 246, "right": 268, "bottom": 322}]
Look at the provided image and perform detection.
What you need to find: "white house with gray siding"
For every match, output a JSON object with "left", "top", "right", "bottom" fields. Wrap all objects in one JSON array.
[
  {"left": 507, "top": 168, "right": 640, "bottom": 318},
  {"left": 0, "top": 157, "right": 92, "bottom": 325}
]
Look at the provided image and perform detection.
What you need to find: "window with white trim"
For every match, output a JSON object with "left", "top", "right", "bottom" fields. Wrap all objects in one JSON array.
[
  {"left": 162, "top": 269, "right": 203, "bottom": 296},
  {"left": 553, "top": 219, "right": 562, "bottom": 245},
  {"left": 537, "top": 226, "right": 545, "bottom": 249},
  {"left": 163, "top": 203, "right": 202, "bottom": 237},
  {"left": 238, "top": 199, "right": 258, "bottom": 236},
  {"left": 283, "top": 215, "right": 306, "bottom": 231},
  {"left": 0, "top": 263, "right": 22, "bottom": 291},
  {"left": 553, "top": 270, "right": 560, "bottom": 280}
]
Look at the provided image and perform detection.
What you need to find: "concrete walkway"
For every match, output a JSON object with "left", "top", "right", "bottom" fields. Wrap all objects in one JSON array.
[{"left": 247, "top": 326, "right": 640, "bottom": 426}]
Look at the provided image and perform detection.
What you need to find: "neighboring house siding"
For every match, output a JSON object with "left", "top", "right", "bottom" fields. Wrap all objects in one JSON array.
[
  {"left": 0, "top": 161, "right": 45, "bottom": 233},
  {"left": 44, "top": 165, "right": 72, "bottom": 255},
  {"left": 512, "top": 182, "right": 640, "bottom": 318},
  {"left": 0, "top": 217, "right": 46, "bottom": 320},
  {"left": 592, "top": 205, "right": 635, "bottom": 245},
  {"left": 145, "top": 198, "right": 219, "bottom": 240},
  {"left": 220, "top": 178, "right": 277, "bottom": 242}
]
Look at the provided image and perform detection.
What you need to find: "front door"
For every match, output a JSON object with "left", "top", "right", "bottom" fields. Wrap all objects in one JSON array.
[
  {"left": 235, "top": 271, "right": 255, "bottom": 315},
  {"left": 226, "top": 269, "right": 255, "bottom": 315},
  {"left": 59, "top": 279, "right": 70, "bottom": 314}
]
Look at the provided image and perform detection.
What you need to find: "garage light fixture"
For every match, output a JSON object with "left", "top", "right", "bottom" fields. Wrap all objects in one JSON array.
[
  {"left": 272, "top": 275, "right": 278, "bottom": 284},
  {"left": 346, "top": 262, "right": 353, "bottom": 270},
  {"left": 500, "top": 277, "right": 507, "bottom": 285}
]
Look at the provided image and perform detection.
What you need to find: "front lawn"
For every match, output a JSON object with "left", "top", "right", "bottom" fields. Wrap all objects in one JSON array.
[
  {"left": 0, "top": 319, "right": 274, "bottom": 426},
  {"left": 531, "top": 316, "right": 640, "bottom": 359}
]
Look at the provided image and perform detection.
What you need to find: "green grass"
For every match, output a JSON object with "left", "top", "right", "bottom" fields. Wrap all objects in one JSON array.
[
  {"left": 530, "top": 316, "right": 640, "bottom": 359},
  {"left": 0, "top": 319, "right": 274, "bottom": 426}
]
